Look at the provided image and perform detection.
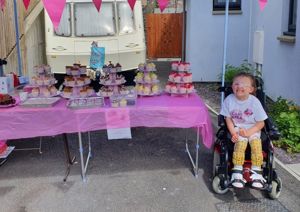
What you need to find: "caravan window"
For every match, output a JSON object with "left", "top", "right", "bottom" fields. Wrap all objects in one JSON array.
[
  {"left": 55, "top": 4, "right": 71, "bottom": 37},
  {"left": 74, "top": 3, "right": 116, "bottom": 37},
  {"left": 118, "top": 2, "right": 135, "bottom": 34}
]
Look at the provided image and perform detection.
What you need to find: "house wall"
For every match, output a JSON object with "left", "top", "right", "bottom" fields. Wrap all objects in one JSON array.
[
  {"left": 250, "top": 0, "right": 300, "bottom": 105},
  {"left": 186, "top": 0, "right": 251, "bottom": 81}
]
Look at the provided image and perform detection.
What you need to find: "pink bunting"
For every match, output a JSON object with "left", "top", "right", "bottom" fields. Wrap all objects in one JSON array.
[
  {"left": 23, "top": 0, "right": 30, "bottom": 10},
  {"left": 258, "top": 0, "right": 268, "bottom": 11},
  {"left": 93, "top": 0, "right": 102, "bottom": 12},
  {"left": 42, "top": 0, "right": 66, "bottom": 30},
  {"left": 0, "top": 0, "right": 5, "bottom": 11},
  {"left": 127, "top": 0, "right": 136, "bottom": 11},
  {"left": 157, "top": 0, "right": 169, "bottom": 12}
]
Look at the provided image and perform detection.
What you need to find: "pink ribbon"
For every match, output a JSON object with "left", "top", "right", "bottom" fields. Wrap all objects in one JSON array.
[
  {"left": 158, "top": 0, "right": 169, "bottom": 12},
  {"left": 0, "top": 0, "right": 5, "bottom": 11},
  {"left": 23, "top": 0, "right": 30, "bottom": 10},
  {"left": 258, "top": 0, "right": 268, "bottom": 11},
  {"left": 93, "top": 0, "right": 102, "bottom": 12},
  {"left": 127, "top": 0, "right": 136, "bottom": 11},
  {"left": 42, "top": 0, "right": 66, "bottom": 30}
]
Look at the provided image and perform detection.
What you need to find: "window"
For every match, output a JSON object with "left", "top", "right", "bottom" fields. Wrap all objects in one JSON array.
[
  {"left": 284, "top": 0, "right": 297, "bottom": 36},
  {"left": 74, "top": 3, "right": 116, "bottom": 37},
  {"left": 118, "top": 2, "right": 135, "bottom": 34},
  {"left": 213, "top": 0, "right": 241, "bottom": 11},
  {"left": 55, "top": 4, "right": 71, "bottom": 37}
]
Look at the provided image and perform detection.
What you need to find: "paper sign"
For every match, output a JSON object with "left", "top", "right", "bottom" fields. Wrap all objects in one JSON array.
[
  {"left": 90, "top": 46, "right": 105, "bottom": 69},
  {"left": 107, "top": 128, "right": 132, "bottom": 140}
]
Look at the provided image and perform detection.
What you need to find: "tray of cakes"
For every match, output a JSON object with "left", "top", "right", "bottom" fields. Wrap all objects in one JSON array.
[
  {"left": 61, "top": 86, "right": 95, "bottom": 99},
  {"left": 136, "top": 84, "right": 161, "bottom": 96},
  {"left": 0, "top": 94, "right": 18, "bottom": 108},
  {"left": 66, "top": 97, "right": 104, "bottom": 109},
  {"left": 20, "top": 97, "right": 61, "bottom": 108},
  {"left": 109, "top": 90, "right": 137, "bottom": 108},
  {"left": 137, "top": 62, "right": 157, "bottom": 72},
  {"left": 98, "top": 85, "right": 131, "bottom": 98},
  {"left": 165, "top": 83, "right": 196, "bottom": 96},
  {"left": 102, "top": 62, "right": 122, "bottom": 73}
]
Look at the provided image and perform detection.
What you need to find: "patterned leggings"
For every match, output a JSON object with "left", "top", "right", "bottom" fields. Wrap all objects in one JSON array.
[{"left": 232, "top": 138, "right": 263, "bottom": 168}]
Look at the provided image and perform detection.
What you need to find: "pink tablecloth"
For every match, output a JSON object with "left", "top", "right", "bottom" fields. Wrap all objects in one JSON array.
[{"left": 0, "top": 94, "right": 213, "bottom": 148}]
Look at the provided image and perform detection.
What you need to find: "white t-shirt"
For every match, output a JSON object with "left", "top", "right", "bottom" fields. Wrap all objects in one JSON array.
[{"left": 220, "top": 94, "right": 268, "bottom": 130}]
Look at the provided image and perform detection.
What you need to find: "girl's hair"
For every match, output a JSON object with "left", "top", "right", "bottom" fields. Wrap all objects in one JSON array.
[{"left": 233, "top": 72, "right": 257, "bottom": 94}]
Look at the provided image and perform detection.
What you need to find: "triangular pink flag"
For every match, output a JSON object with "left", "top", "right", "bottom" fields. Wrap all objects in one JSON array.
[
  {"left": 158, "top": 0, "right": 169, "bottom": 12},
  {"left": 42, "top": 0, "right": 66, "bottom": 30},
  {"left": 0, "top": 0, "right": 5, "bottom": 11},
  {"left": 258, "top": 0, "right": 268, "bottom": 11},
  {"left": 23, "top": 0, "right": 30, "bottom": 10},
  {"left": 93, "top": 0, "right": 102, "bottom": 12},
  {"left": 127, "top": 0, "right": 136, "bottom": 11}
]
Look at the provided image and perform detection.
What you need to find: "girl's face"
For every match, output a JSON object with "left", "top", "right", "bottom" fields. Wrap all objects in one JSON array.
[{"left": 232, "top": 76, "right": 254, "bottom": 100}]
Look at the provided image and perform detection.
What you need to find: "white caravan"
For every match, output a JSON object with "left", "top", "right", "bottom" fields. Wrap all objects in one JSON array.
[{"left": 44, "top": 0, "right": 146, "bottom": 73}]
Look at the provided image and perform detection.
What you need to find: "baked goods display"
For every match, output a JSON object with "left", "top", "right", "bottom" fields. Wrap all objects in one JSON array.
[
  {"left": 165, "top": 61, "right": 195, "bottom": 96},
  {"left": 0, "top": 94, "right": 16, "bottom": 106},
  {"left": 99, "top": 62, "right": 128, "bottom": 97},
  {"left": 134, "top": 63, "right": 161, "bottom": 96},
  {"left": 28, "top": 65, "right": 58, "bottom": 98},
  {"left": 62, "top": 64, "right": 94, "bottom": 98}
]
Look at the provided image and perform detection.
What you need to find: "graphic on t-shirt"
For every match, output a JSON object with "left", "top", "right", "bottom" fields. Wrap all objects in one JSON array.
[
  {"left": 244, "top": 108, "right": 253, "bottom": 116},
  {"left": 230, "top": 110, "right": 245, "bottom": 124}
]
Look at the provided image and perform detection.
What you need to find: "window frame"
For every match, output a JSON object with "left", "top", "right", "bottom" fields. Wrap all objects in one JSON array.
[
  {"left": 213, "top": 0, "right": 241, "bottom": 11},
  {"left": 284, "top": 0, "right": 297, "bottom": 36}
]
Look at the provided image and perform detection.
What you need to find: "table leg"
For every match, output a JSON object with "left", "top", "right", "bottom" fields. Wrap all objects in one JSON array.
[
  {"left": 185, "top": 127, "right": 200, "bottom": 178},
  {"left": 78, "top": 131, "right": 92, "bottom": 182},
  {"left": 63, "top": 133, "right": 76, "bottom": 182}
]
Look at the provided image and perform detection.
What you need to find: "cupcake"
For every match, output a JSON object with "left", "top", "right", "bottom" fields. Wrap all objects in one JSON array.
[
  {"left": 43, "top": 88, "right": 51, "bottom": 97},
  {"left": 106, "top": 88, "right": 113, "bottom": 97},
  {"left": 138, "top": 63, "right": 145, "bottom": 71},
  {"left": 43, "top": 77, "right": 51, "bottom": 85},
  {"left": 73, "top": 63, "right": 81, "bottom": 69},
  {"left": 165, "top": 82, "right": 172, "bottom": 92},
  {"left": 170, "top": 84, "right": 178, "bottom": 93},
  {"left": 111, "top": 99, "right": 119, "bottom": 108},
  {"left": 71, "top": 67, "right": 80, "bottom": 76},
  {"left": 186, "top": 84, "right": 194, "bottom": 93},
  {"left": 150, "top": 72, "right": 158, "bottom": 81},
  {"left": 84, "top": 76, "right": 91, "bottom": 84},
  {"left": 79, "top": 88, "right": 88, "bottom": 97},
  {"left": 144, "top": 74, "right": 152, "bottom": 83},
  {"left": 137, "top": 84, "right": 144, "bottom": 94},
  {"left": 66, "top": 66, "right": 72, "bottom": 75},
  {"left": 87, "top": 87, "right": 94, "bottom": 96},
  {"left": 184, "top": 62, "right": 191, "bottom": 71},
  {"left": 135, "top": 72, "right": 144, "bottom": 82},
  {"left": 77, "top": 77, "right": 85, "bottom": 86},
  {"left": 50, "top": 86, "right": 57, "bottom": 95},
  {"left": 120, "top": 98, "right": 127, "bottom": 107},
  {"left": 182, "top": 73, "right": 192, "bottom": 83},
  {"left": 178, "top": 63, "right": 185, "bottom": 71},
  {"left": 102, "top": 64, "right": 108, "bottom": 73},
  {"left": 30, "top": 76, "right": 37, "bottom": 85},
  {"left": 168, "top": 72, "right": 176, "bottom": 81},
  {"left": 171, "top": 61, "right": 179, "bottom": 71},
  {"left": 174, "top": 73, "right": 182, "bottom": 83},
  {"left": 116, "top": 63, "right": 122, "bottom": 72},
  {"left": 31, "top": 88, "right": 40, "bottom": 97},
  {"left": 143, "top": 85, "right": 151, "bottom": 95},
  {"left": 179, "top": 85, "right": 187, "bottom": 94},
  {"left": 80, "top": 65, "right": 87, "bottom": 74},
  {"left": 63, "top": 87, "right": 72, "bottom": 98},
  {"left": 36, "top": 78, "right": 44, "bottom": 86},
  {"left": 152, "top": 84, "right": 159, "bottom": 94}
]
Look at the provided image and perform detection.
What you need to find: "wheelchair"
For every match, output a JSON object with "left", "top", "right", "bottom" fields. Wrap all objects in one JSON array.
[{"left": 211, "top": 77, "right": 282, "bottom": 199}]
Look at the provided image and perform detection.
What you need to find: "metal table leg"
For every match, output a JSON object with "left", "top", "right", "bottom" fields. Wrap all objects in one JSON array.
[
  {"left": 63, "top": 133, "right": 76, "bottom": 182},
  {"left": 78, "top": 131, "right": 92, "bottom": 182},
  {"left": 185, "top": 127, "right": 200, "bottom": 178}
]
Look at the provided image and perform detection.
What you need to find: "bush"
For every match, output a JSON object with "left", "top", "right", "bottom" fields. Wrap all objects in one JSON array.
[
  {"left": 218, "top": 61, "right": 259, "bottom": 83},
  {"left": 269, "top": 97, "right": 300, "bottom": 153}
]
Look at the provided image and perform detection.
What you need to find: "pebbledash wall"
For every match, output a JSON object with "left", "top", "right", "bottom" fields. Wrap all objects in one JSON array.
[{"left": 186, "top": 0, "right": 300, "bottom": 105}]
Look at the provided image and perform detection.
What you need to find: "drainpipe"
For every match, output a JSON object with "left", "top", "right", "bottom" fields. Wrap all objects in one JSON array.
[
  {"left": 0, "top": 59, "right": 7, "bottom": 77},
  {"left": 13, "top": 0, "right": 23, "bottom": 76},
  {"left": 182, "top": 0, "right": 186, "bottom": 61}
]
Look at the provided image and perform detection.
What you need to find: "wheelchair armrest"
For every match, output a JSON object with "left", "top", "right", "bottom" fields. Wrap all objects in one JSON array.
[
  {"left": 218, "top": 114, "right": 226, "bottom": 127},
  {"left": 264, "top": 118, "right": 281, "bottom": 140}
]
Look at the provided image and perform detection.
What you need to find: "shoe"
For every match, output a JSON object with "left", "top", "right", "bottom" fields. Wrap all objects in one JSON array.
[
  {"left": 250, "top": 170, "right": 266, "bottom": 189},
  {"left": 231, "top": 172, "right": 246, "bottom": 188}
]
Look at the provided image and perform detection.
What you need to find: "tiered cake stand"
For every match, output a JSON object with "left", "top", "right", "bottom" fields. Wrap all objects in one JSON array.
[{"left": 135, "top": 63, "right": 160, "bottom": 96}]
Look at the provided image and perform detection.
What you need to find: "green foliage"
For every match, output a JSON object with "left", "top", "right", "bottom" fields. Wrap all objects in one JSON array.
[
  {"left": 218, "top": 60, "right": 259, "bottom": 83},
  {"left": 270, "top": 97, "right": 300, "bottom": 153}
]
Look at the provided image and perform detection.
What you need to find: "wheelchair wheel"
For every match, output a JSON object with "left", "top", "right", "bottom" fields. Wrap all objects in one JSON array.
[
  {"left": 212, "top": 176, "right": 229, "bottom": 194},
  {"left": 268, "top": 177, "right": 282, "bottom": 199}
]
